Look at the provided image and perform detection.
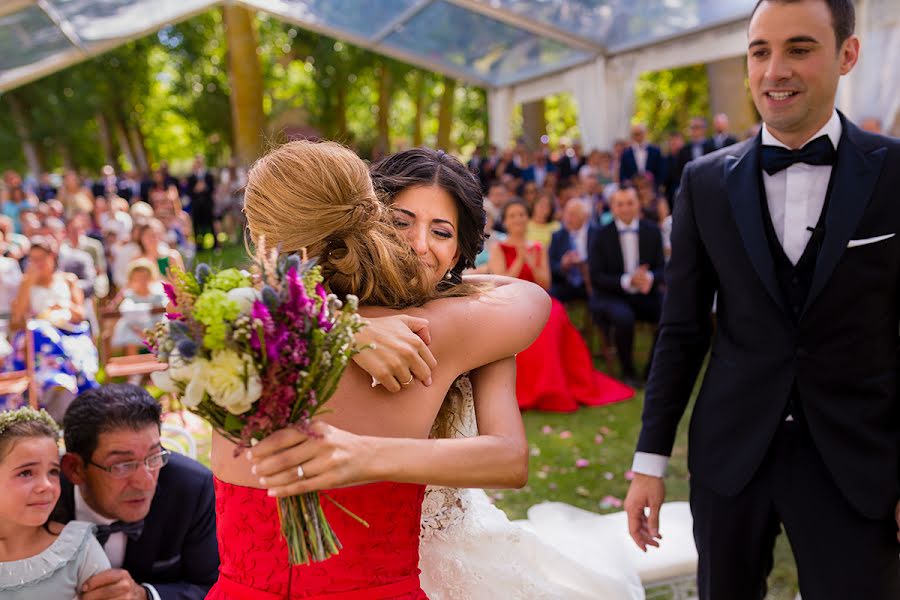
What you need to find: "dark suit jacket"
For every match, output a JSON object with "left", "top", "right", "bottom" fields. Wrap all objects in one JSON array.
[
  {"left": 703, "top": 134, "right": 739, "bottom": 154},
  {"left": 619, "top": 145, "right": 664, "bottom": 186},
  {"left": 548, "top": 225, "right": 598, "bottom": 298},
  {"left": 587, "top": 220, "right": 665, "bottom": 305},
  {"left": 639, "top": 114, "right": 900, "bottom": 519},
  {"left": 53, "top": 453, "right": 219, "bottom": 600}
]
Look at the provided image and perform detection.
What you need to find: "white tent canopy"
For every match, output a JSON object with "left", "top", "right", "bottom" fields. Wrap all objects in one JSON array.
[{"left": 1, "top": 0, "right": 897, "bottom": 149}]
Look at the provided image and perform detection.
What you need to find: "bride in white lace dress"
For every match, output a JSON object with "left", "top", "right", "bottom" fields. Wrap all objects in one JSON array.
[{"left": 419, "top": 373, "right": 644, "bottom": 600}]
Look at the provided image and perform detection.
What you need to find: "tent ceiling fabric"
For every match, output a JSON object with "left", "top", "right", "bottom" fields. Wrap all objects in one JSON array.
[{"left": 0, "top": 0, "right": 757, "bottom": 92}]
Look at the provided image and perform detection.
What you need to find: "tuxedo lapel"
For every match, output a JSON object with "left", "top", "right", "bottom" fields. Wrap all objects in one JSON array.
[
  {"left": 803, "top": 121, "right": 887, "bottom": 315},
  {"left": 725, "top": 139, "right": 788, "bottom": 315},
  {"left": 603, "top": 226, "right": 625, "bottom": 274}
]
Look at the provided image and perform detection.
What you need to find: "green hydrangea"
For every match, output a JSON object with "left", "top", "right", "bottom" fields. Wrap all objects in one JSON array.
[
  {"left": 194, "top": 289, "right": 242, "bottom": 350},
  {"left": 206, "top": 269, "right": 251, "bottom": 293}
]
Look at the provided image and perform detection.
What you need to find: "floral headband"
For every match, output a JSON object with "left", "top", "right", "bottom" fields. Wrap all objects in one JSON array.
[{"left": 0, "top": 407, "right": 59, "bottom": 437}]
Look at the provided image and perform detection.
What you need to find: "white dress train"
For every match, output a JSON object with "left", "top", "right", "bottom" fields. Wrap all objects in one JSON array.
[{"left": 418, "top": 376, "right": 645, "bottom": 600}]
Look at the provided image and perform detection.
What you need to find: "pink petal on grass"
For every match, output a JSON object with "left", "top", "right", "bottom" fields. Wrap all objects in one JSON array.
[
  {"left": 559, "top": 430, "right": 572, "bottom": 439},
  {"left": 548, "top": 483, "right": 558, "bottom": 491},
  {"left": 599, "top": 426, "right": 611, "bottom": 435},
  {"left": 600, "top": 495, "right": 623, "bottom": 509},
  {"left": 594, "top": 434, "right": 605, "bottom": 444},
  {"left": 624, "top": 470, "right": 635, "bottom": 481},
  {"left": 541, "top": 425, "right": 553, "bottom": 434},
  {"left": 604, "top": 472, "right": 614, "bottom": 481},
  {"left": 575, "top": 458, "right": 590, "bottom": 468}
]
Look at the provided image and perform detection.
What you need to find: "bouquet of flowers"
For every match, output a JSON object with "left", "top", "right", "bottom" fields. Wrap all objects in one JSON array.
[{"left": 146, "top": 241, "right": 366, "bottom": 564}]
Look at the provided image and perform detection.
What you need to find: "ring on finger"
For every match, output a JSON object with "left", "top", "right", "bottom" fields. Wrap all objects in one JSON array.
[
  {"left": 296, "top": 465, "right": 305, "bottom": 479},
  {"left": 401, "top": 373, "right": 414, "bottom": 386}
]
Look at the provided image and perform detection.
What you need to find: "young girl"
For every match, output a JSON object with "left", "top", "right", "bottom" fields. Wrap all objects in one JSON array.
[
  {"left": 0, "top": 407, "right": 109, "bottom": 598},
  {"left": 111, "top": 259, "right": 168, "bottom": 356}
]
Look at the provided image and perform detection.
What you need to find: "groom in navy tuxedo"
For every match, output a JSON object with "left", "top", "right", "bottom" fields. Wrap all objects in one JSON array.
[
  {"left": 625, "top": 1, "right": 900, "bottom": 598},
  {"left": 54, "top": 384, "right": 218, "bottom": 600}
]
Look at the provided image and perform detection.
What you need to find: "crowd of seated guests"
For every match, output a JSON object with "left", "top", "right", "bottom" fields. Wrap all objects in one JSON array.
[
  {"left": 466, "top": 114, "right": 744, "bottom": 384},
  {"left": 0, "top": 156, "right": 245, "bottom": 417}
]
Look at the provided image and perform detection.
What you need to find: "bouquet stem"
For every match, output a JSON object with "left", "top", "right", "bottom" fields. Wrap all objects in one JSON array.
[{"left": 277, "top": 492, "right": 342, "bottom": 565}]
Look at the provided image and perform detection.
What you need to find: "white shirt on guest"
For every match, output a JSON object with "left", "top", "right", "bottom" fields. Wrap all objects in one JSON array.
[
  {"left": 615, "top": 218, "right": 652, "bottom": 294},
  {"left": 631, "top": 144, "right": 649, "bottom": 174},
  {"left": 631, "top": 110, "right": 841, "bottom": 479},
  {"left": 75, "top": 486, "right": 162, "bottom": 600}
]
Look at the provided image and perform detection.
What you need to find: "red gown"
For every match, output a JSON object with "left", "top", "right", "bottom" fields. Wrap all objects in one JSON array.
[
  {"left": 207, "top": 479, "right": 428, "bottom": 599},
  {"left": 499, "top": 242, "right": 634, "bottom": 412}
]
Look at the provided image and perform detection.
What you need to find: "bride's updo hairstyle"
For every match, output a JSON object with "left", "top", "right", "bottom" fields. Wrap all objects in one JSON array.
[{"left": 243, "top": 140, "right": 433, "bottom": 308}]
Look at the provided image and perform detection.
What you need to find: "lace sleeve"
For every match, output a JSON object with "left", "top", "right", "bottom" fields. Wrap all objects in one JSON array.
[{"left": 421, "top": 375, "right": 478, "bottom": 540}]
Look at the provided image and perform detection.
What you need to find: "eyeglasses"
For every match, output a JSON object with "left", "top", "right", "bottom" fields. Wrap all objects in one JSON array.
[{"left": 87, "top": 450, "right": 170, "bottom": 479}]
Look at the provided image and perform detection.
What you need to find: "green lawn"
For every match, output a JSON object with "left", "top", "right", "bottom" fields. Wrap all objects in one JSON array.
[{"left": 183, "top": 243, "right": 801, "bottom": 598}]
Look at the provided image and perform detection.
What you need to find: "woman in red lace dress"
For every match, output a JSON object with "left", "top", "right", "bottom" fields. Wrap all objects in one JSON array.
[
  {"left": 488, "top": 200, "right": 634, "bottom": 412},
  {"left": 206, "top": 141, "right": 551, "bottom": 599}
]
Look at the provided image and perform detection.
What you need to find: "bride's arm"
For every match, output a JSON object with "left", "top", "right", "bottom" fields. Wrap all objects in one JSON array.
[{"left": 250, "top": 357, "right": 528, "bottom": 497}]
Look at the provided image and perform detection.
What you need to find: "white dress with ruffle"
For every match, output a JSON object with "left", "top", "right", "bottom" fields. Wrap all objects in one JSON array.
[
  {"left": 0, "top": 521, "right": 110, "bottom": 599},
  {"left": 418, "top": 376, "right": 645, "bottom": 599}
]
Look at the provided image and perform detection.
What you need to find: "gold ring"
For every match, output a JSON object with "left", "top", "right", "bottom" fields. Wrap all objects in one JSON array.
[
  {"left": 296, "top": 465, "right": 305, "bottom": 479},
  {"left": 401, "top": 374, "right": 414, "bottom": 386}
]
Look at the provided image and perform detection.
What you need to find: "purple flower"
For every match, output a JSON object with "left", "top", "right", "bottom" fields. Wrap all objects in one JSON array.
[{"left": 162, "top": 282, "right": 178, "bottom": 306}]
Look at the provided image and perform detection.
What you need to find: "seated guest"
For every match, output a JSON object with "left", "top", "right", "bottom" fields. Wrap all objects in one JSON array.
[
  {"left": 111, "top": 260, "right": 168, "bottom": 356},
  {"left": 0, "top": 226, "right": 22, "bottom": 317},
  {"left": 489, "top": 200, "right": 633, "bottom": 412},
  {"left": 526, "top": 191, "right": 559, "bottom": 247},
  {"left": 588, "top": 188, "right": 665, "bottom": 386},
  {"left": 55, "top": 384, "right": 218, "bottom": 600},
  {"left": 6, "top": 237, "right": 99, "bottom": 419},
  {"left": 548, "top": 199, "right": 594, "bottom": 303},
  {"left": 134, "top": 219, "right": 184, "bottom": 280}
]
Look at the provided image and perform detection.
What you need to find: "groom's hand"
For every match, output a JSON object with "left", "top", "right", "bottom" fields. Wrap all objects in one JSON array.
[
  {"left": 624, "top": 473, "right": 665, "bottom": 552},
  {"left": 895, "top": 499, "right": 899, "bottom": 543}
]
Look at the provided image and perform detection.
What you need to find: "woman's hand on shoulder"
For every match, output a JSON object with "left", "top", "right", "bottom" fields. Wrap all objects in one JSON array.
[
  {"left": 248, "top": 421, "right": 374, "bottom": 497},
  {"left": 352, "top": 315, "right": 436, "bottom": 392}
]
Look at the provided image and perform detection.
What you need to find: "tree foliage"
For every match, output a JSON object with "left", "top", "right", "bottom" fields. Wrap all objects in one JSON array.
[{"left": 633, "top": 64, "right": 710, "bottom": 142}]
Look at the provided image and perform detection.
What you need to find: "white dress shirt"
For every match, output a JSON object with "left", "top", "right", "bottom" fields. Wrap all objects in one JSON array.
[
  {"left": 615, "top": 219, "right": 653, "bottom": 294},
  {"left": 631, "top": 110, "right": 842, "bottom": 479},
  {"left": 570, "top": 223, "right": 590, "bottom": 261},
  {"left": 75, "top": 486, "right": 161, "bottom": 600},
  {"left": 632, "top": 144, "right": 649, "bottom": 174}
]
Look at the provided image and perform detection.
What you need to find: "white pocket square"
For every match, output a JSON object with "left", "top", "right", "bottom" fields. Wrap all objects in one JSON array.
[{"left": 847, "top": 234, "right": 895, "bottom": 248}]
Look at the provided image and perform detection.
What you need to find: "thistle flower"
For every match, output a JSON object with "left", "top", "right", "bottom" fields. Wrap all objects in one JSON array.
[{"left": 195, "top": 263, "right": 212, "bottom": 287}]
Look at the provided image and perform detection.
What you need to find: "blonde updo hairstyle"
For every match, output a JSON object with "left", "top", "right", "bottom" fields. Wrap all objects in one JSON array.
[{"left": 243, "top": 140, "right": 434, "bottom": 309}]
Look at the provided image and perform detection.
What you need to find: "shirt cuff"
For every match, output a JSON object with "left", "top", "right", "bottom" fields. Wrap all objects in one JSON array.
[
  {"left": 620, "top": 273, "right": 637, "bottom": 294},
  {"left": 631, "top": 452, "right": 669, "bottom": 478},
  {"left": 142, "top": 584, "right": 161, "bottom": 600}
]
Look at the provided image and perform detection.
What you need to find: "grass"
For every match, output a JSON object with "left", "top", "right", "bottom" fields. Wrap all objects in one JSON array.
[{"left": 181, "top": 242, "right": 801, "bottom": 598}]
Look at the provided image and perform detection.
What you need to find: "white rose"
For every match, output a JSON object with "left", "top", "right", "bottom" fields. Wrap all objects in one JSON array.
[
  {"left": 150, "top": 369, "right": 179, "bottom": 393},
  {"left": 226, "top": 287, "right": 260, "bottom": 315},
  {"left": 181, "top": 358, "right": 208, "bottom": 408},
  {"left": 205, "top": 350, "right": 261, "bottom": 415},
  {"left": 168, "top": 349, "right": 198, "bottom": 383}
]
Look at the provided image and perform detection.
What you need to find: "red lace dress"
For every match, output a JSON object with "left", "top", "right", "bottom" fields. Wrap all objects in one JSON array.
[
  {"left": 207, "top": 479, "right": 428, "bottom": 599},
  {"left": 499, "top": 242, "right": 634, "bottom": 412}
]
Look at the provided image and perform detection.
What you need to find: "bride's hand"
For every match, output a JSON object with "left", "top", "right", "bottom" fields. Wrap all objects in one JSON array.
[
  {"left": 248, "top": 421, "right": 373, "bottom": 497},
  {"left": 353, "top": 315, "right": 436, "bottom": 392}
]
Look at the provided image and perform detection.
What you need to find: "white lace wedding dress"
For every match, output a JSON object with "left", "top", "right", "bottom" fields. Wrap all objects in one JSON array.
[{"left": 419, "top": 376, "right": 645, "bottom": 599}]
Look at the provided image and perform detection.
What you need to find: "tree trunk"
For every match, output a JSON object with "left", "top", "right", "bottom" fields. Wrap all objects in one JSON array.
[
  {"left": 334, "top": 86, "right": 348, "bottom": 142},
  {"left": 411, "top": 71, "right": 426, "bottom": 147},
  {"left": 59, "top": 142, "right": 76, "bottom": 171},
  {"left": 95, "top": 111, "right": 116, "bottom": 167},
  {"left": 128, "top": 123, "right": 150, "bottom": 175},
  {"left": 375, "top": 61, "right": 393, "bottom": 155},
  {"left": 223, "top": 5, "right": 265, "bottom": 167},
  {"left": 114, "top": 117, "right": 137, "bottom": 172},
  {"left": 436, "top": 77, "right": 457, "bottom": 151},
  {"left": 6, "top": 92, "right": 43, "bottom": 176}
]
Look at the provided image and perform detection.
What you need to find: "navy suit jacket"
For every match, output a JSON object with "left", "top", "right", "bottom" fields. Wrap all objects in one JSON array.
[
  {"left": 619, "top": 145, "right": 665, "bottom": 186},
  {"left": 587, "top": 219, "right": 665, "bottom": 308},
  {"left": 548, "top": 225, "right": 598, "bottom": 297},
  {"left": 53, "top": 452, "right": 219, "bottom": 600},
  {"left": 639, "top": 114, "right": 900, "bottom": 518}
]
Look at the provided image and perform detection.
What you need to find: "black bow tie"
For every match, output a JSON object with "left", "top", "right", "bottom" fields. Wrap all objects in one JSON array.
[
  {"left": 95, "top": 520, "right": 144, "bottom": 545},
  {"left": 760, "top": 135, "right": 835, "bottom": 175}
]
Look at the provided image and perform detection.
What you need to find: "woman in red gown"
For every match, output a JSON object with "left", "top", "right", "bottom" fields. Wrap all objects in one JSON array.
[
  {"left": 488, "top": 200, "right": 633, "bottom": 412},
  {"left": 206, "top": 141, "right": 551, "bottom": 599}
]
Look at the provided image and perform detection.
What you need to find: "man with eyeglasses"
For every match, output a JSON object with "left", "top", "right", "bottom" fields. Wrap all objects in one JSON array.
[{"left": 53, "top": 384, "right": 218, "bottom": 600}]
